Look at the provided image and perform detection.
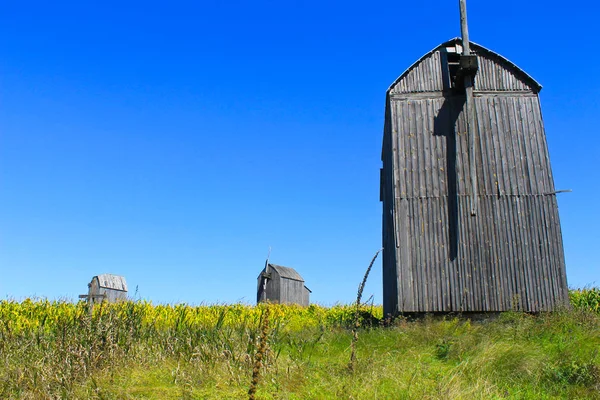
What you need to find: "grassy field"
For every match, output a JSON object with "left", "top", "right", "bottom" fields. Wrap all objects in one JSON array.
[{"left": 1, "top": 289, "right": 599, "bottom": 399}]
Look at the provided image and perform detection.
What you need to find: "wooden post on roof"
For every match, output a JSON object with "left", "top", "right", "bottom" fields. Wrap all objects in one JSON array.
[
  {"left": 261, "top": 247, "right": 272, "bottom": 303},
  {"left": 459, "top": 0, "right": 478, "bottom": 216}
]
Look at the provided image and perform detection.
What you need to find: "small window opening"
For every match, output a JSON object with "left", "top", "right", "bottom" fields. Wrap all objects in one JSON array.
[{"left": 447, "top": 52, "right": 463, "bottom": 91}]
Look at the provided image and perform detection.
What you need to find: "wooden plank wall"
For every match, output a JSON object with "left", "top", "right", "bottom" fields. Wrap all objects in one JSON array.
[
  {"left": 382, "top": 42, "right": 569, "bottom": 314},
  {"left": 279, "top": 278, "right": 307, "bottom": 306}
]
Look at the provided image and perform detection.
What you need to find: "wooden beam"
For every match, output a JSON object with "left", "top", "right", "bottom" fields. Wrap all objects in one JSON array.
[{"left": 460, "top": 0, "right": 478, "bottom": 216}]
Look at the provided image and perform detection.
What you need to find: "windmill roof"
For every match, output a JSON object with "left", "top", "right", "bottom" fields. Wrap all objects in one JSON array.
[
  {"left": 387, "top": 37, "right": 542, "bottom": 94},
  {"left": 94, "top": 274, "right": 128, "bottom": 292},
  {"left": 268, "top": 263, "right": 305, "bottom": 282}
]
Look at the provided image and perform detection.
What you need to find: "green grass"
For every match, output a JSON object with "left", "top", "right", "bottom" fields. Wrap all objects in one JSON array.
[{"left": 1, "top": 292, "right": 599, "bottom": 399}]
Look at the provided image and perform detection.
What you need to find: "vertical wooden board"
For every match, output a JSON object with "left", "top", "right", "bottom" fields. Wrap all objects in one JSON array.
[
  {"left": 473, "top": 206, "right": 485, "bottom": 311},
  {"left": 422, "top": 199, "right": 432, "bottom": 311},
  {"left": 493, "top": 196, "right": 509, "bottom": 310},
  {"left": 508, "top": 197, "right": 524, "bottom": 310},
  {"left": 484, "top": 96, "right": 502, "bottom": 197},
  {"left": 551, "top": 195, "right": 569, "bottom": 305},
  {"left": 529, "top": 97, "right": 552, "bottom": 193},
  {"left": 475, "top": 98, "right": 493, "bottom": 196},
  {"left": 432, "top": 52, "right": 441, "bottom": 90},
  {"left": 445, "top": 196, "right": 458, "bottom": 311},
  {"left": 422, "top": 200, "right": 431, "bottom": 312},
  {"left": 393, "top": 100, "right": 401, "bottom": 199},
  {"left": 399, "top": 199, "right": 409, "bottom": 311},
  {"left": 539, "top": 198, "right": 556, "bottom": 310},
  {"left": 429, "top": 99, "right": 440, "bottom": 198},
  {"left": 409, "top": 101, "right": 418, "bottom": 197},
  {"left": 479, "top": 103, "right": 506, "bottom": 310},
  {"left": 473, "top": 100, "right": 487, "bottom": 197},
  {"left": 520, "top": 96, "right": 543, "bottom": 193},
  {"left": 529, "top": 196, "right": 547, "bottom": 310},
  {"left": 463, "top": 201, "right": 477, "bottom": 310},
  {"left": 416, "top": 102, "right": 427, "bottom": 198},
  {"left": 524, "top": 196, "right": 543, "bottom": 311},
  {"left": 395, "top": 101, "right": 406, "bottom": 199},
  {"left": 434, "top": 99, "right": 446, "bottom": 197},
  {"left": 512, "top": 197, "right": 529, "bottom": 309},
  {"left": 518, "top": 196, "right": 535, "bottom": 310},
  {"left": 455, "top": 199, "right": 467, "bottom": 311},
  {"left": 409, "top": 198, "right": 418, "bottom": 312},
  {"left": 533, "top": 196, "right": 550, "bottom": 309},
  {"left": 479, "top": 56, "right": 490, "bottom": 91},
  {"left": 525, "top": 97, "right": 548, "bottom": 192},
  {"left": 416, "top": 63, "right": 424, "bottom": 92},
  {"left": 472, "top": 107, "right": 487, "bottom": 309},
  {"left": 458, "top": 97, "right": 471, "bottom": 195},
  {"left": 499, "top": 197, "right": 517, "bottom": 309},
  {"left": 511, "top": 197, "right": 527, "bottom": 310},
  {"left": 517, "top": 97, "right": 537, "bottom": 194},
  {"left": 422, "top": 101, "right": 433, "bottom": 199},
  {"left": 552, "top": 195, "right": 569, "bottom": 299},
  {"left": 456, "top": 101, "right": 476, "bottom": 309},
  {"left": 479, "top": 106, "right": 500, "bottom": 309},
  {"left": 537, "top": 196, "right": 556, "bottom": 309},
  {"left": 439, "top": 195, "right": 449, "bottom": 310},
  {"left": 490, "top": 97, "right": 509, "bottom": 195},
  {"left": 497, "top": 98, "right": 517, "bottom": 195},
  {"left": 387, "top": 99, "right": 399, "bottom": 313},
  {"left": 534, "top": 99, "right": 556, "bottom": 187},
  {"left": 415, "top": 199, "right": 425, "bottom": 311},
  {"left": 481, "top": 198, "right": 494, "bottom": 310},
  {"left": 427, "top": 199, "right": 438, "bottom": 311},
  {"left": 396, "top": 199, "right": 409, "bottom": 310},
  {"left": 431, "top": 198, "right": 441, "bottom": 311},
  {"left": 500, "top": 197, "right": 515, "bottom": 310},
  {"left": 490, "top": 56, "right": 499, "bottom": 91},
  {"left": 476, "top": 198, "right": 488, "bottom": 311},
  {"left": 509, "top": 98, "right": 527, "bottom": 194},
  {"left": 406, "top": 101, "right": 417, "bottom": 198},
  {"left": 550, "top": 195, "right": 568, "bottom": 304},
  {"left": 493, "top": 97, "right": 514, "bottom": 194},
  {"left": 407, "top": 199, "right": 418, "bottom": 311},
  {"left": 451, "top": 109, "right": 464, "bottom": 309},
  {"left": 489, "top": 196, "right": 504, "bottom": 310},
  {"left": 521, "top": 196, "right": 538, "bottom": 310},
  {"left": 545, "top": 195, "right": 565, "bottom": 307}
]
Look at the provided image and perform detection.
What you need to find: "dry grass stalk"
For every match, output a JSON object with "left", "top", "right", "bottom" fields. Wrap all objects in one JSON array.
[
  {"left": 348, "top": 248, "right": 383, "bottom": 372},
  {"left": 248, "top": 305, "right": 271, "bottom": 400}
]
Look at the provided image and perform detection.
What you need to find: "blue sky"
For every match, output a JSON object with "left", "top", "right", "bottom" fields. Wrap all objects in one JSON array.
[{"left": 1, "top": 1, "right": 598, "bottom": 304}]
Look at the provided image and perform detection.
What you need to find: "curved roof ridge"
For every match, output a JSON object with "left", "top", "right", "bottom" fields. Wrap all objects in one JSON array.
[
  {"left": 95, "top": 274, "right": 128, "bottom": 292},
  {"left": 386, "top": 37, "right": 542, "bottom": 93},
  {"left": 268, "top": 263, "right": 305, "bottom": 282}
]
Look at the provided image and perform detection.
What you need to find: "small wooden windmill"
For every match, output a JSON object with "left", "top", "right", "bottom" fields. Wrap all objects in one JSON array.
[{"left": 256, "top": 250, "right": 311, "bottom": 306}]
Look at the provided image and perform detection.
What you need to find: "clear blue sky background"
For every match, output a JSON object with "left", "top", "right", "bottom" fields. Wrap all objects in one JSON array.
[{"left": 1, "top": 1, "right": 598, "bottom": 305}]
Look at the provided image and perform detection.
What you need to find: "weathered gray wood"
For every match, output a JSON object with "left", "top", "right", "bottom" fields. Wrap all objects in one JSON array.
[
  {"left": 459, "top": 0, "right": 478, "bottom": 215},
  {"left": 382, "top": 38, "right": 568, "bottom": 315},
  {"left": 257, "top": 264, "right": 309, "bottom": 306},
  {"left": 84, "top": 274, "right": 127, "bottom": 304}
]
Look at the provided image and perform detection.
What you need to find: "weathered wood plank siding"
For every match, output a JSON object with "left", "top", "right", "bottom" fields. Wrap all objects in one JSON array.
[
  {"left": 279, "top": 278, "right": 306, "bottom": 305},
  {"left": 382, "top": 38, "right": 568, "bottom": 314},
  {"left": 257, "top": 264, "right": 310, "bottom": 306},
  {"left": 88, "top": 274, "right": 128, "bottom": 304}
]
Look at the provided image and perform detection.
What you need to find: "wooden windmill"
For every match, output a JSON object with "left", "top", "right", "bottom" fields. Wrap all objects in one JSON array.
[
  {"left": 380, "top": 1, "right": 569, "bottom": 315},
  {"left": 256, "top": 250, "right": 311, "bottom": 306}
]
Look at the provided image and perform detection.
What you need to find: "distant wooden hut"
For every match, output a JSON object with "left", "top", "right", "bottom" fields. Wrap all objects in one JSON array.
[
  {"left": 257, "top": 263, "right": 311, "bottom": 306},
  {"left": 80, "top": 274, "right": 128, "bottom": 304},
  {"left": 380, "top": 37, "right": 569, "bottom": 315}
]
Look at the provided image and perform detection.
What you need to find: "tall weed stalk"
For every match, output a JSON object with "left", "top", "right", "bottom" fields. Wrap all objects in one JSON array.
[{"left": 349, "top": 248, "right": 382, "bottom": 372}]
